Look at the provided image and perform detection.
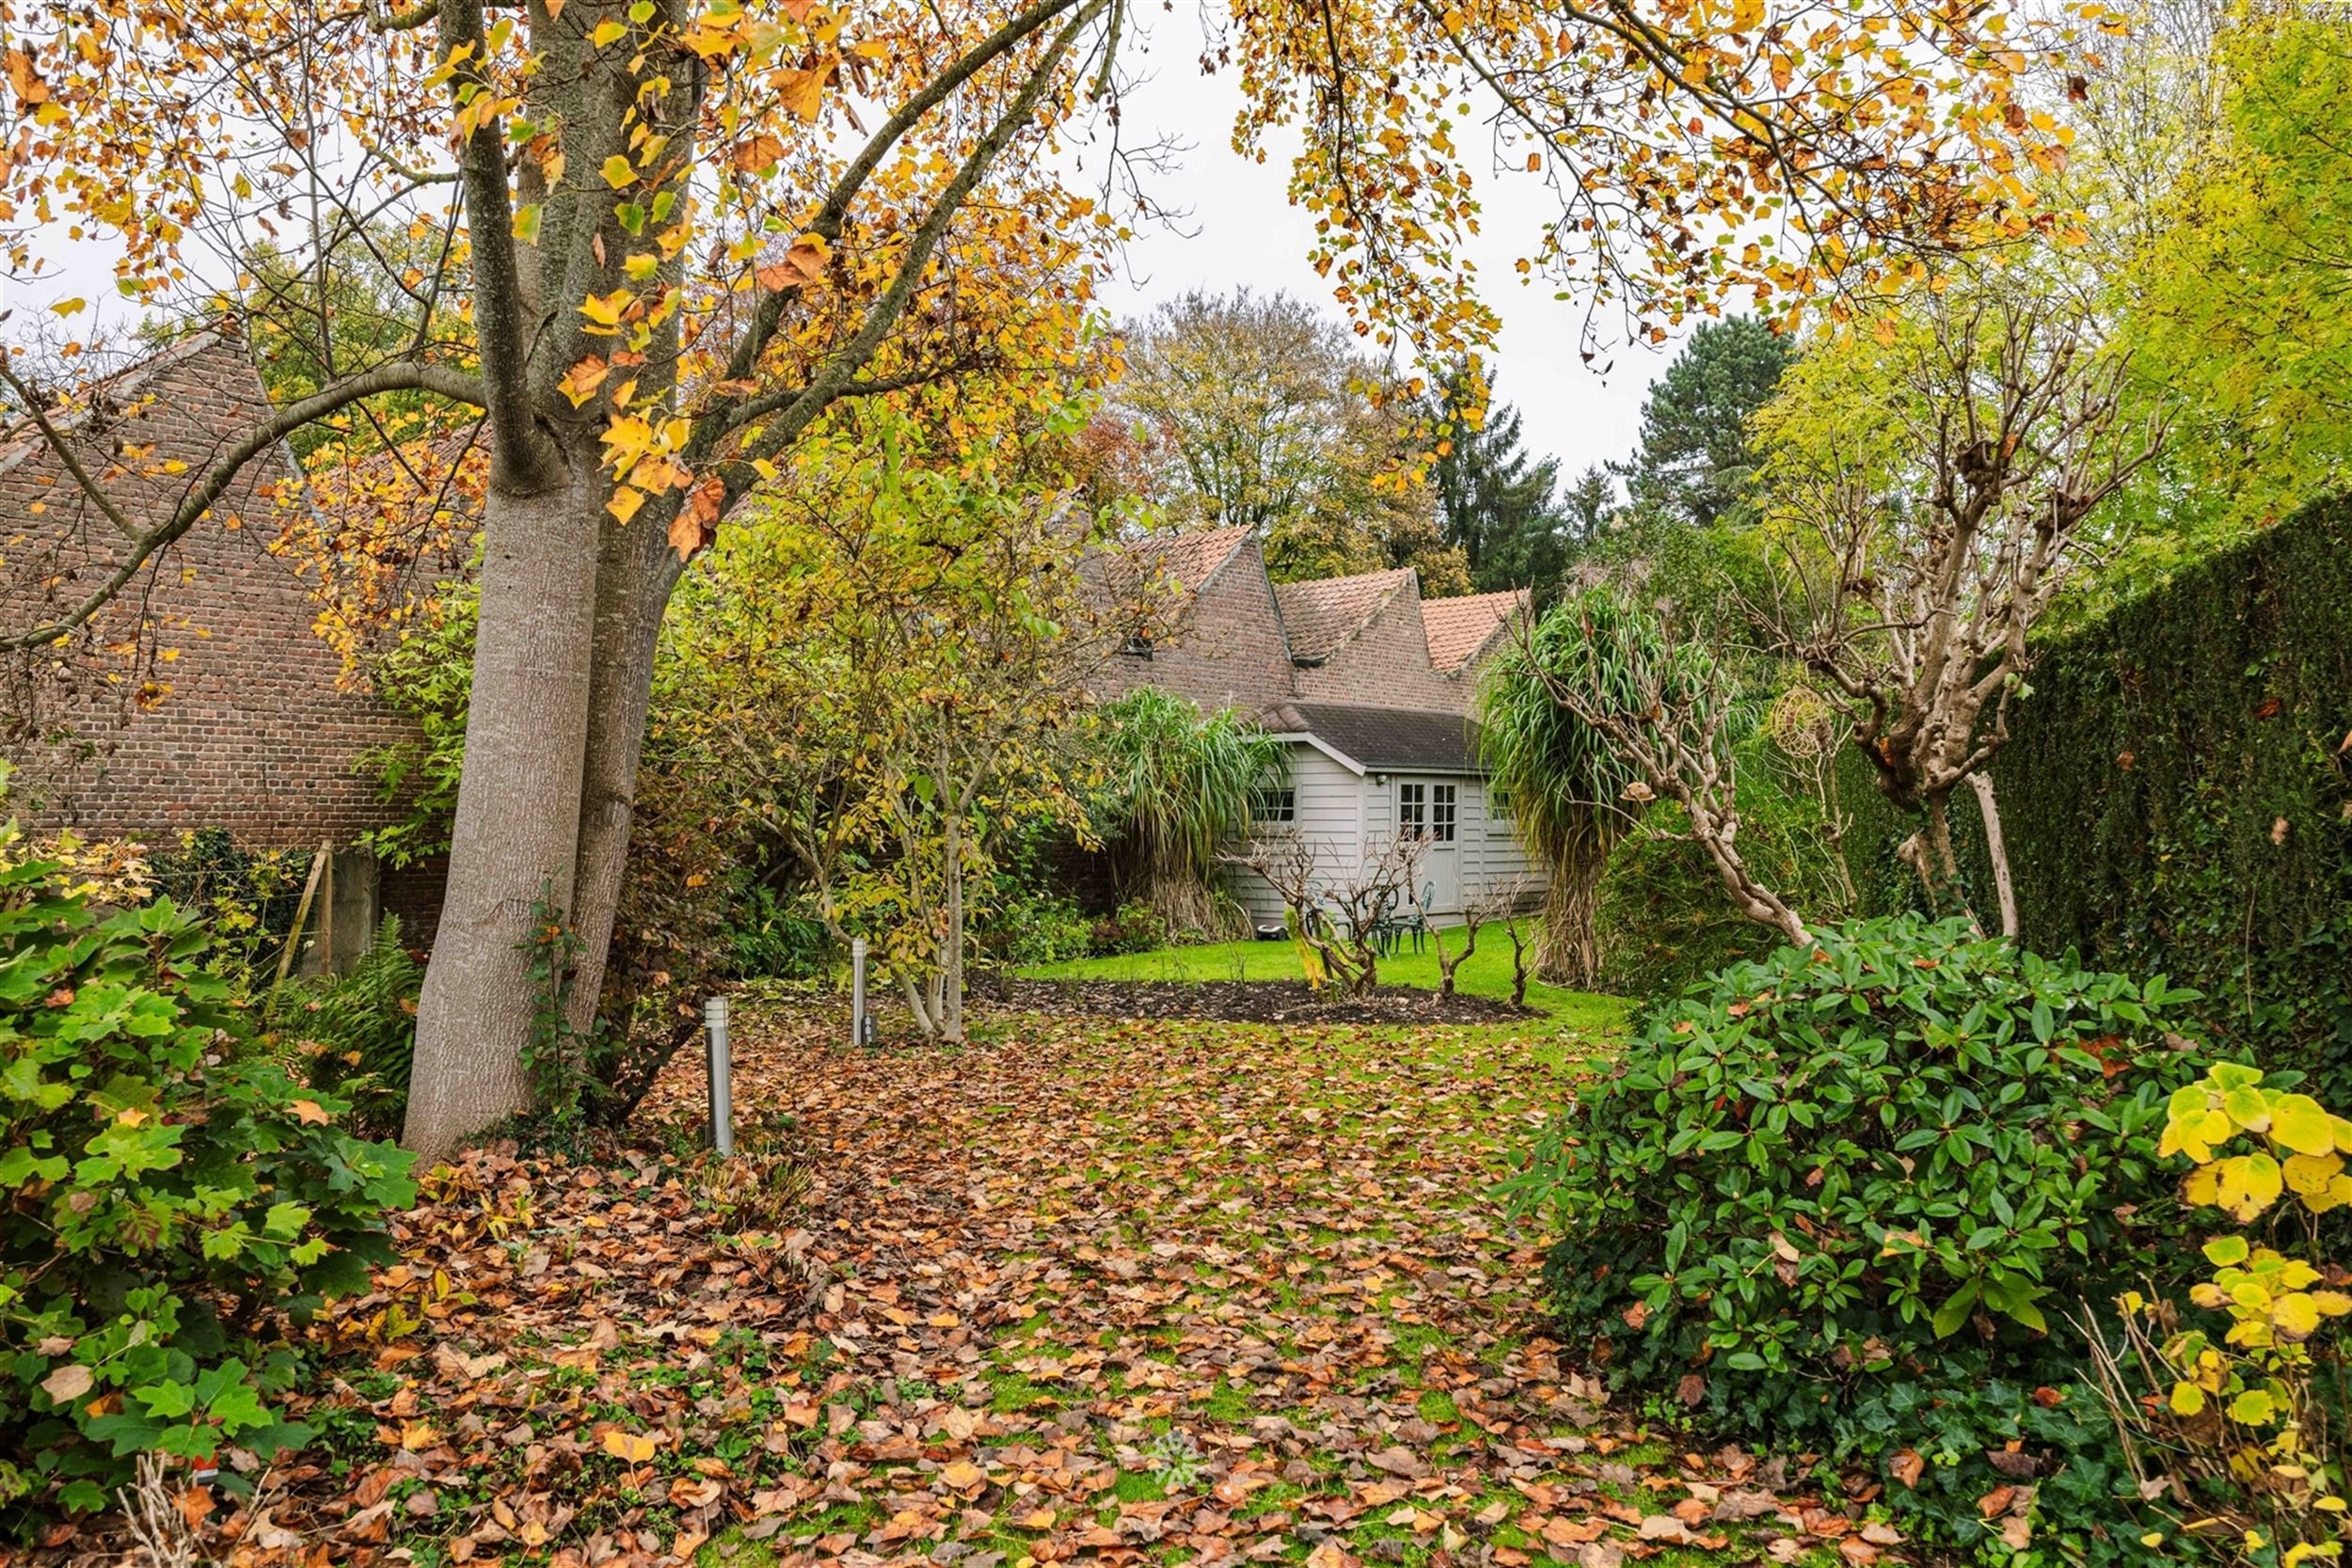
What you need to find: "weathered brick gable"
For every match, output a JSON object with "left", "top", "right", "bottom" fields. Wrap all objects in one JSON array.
[
  {"left": 1094, "top": 532, "right": 1297, "bottom": 714},
  {"left": 1, "top": 332, "right": 439, "bottom": 936},
  {"left": 1294, "top": 581, "right": 1475, "bottom": 715}
]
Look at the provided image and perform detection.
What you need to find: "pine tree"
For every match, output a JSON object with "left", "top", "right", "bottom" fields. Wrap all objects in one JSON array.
[
  {"left": 1621, "top": 318, "right": 1798, "bottom": 527},
  {"left": 1430, "top": 372, "right": 1577, "bottom": 594}
]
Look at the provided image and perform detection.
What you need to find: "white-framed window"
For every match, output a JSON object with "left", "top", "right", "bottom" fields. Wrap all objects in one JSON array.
[
  {"left": 1487, "top": 784, "right": 1514, "bottom": 824},
  {"left": 1431, "top": 783, "right": 1456, "bottom": 844},
  {"left": 1252, "top": 786, "right": 1295, "bottom": 826},
  {"left": 1398, "top": 782, "right": 1425, "bottom": 834}
]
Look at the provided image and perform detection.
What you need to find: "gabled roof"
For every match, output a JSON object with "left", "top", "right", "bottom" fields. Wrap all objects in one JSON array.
[
  {"left": 1262, "top": 701, "right": 1486, "bottom": 775},
  {"left": 1420, "top": 588, "right": 1528, "bottom": 673},
  {"left": 1273, "top": 567, "right": 1417, "bottom": 663},
  {"left": 1133, "top": 524, "right": 1254, "bottom": 594},
  {"left": 0, "top": 328, "right": 240, "bottom": 477}
]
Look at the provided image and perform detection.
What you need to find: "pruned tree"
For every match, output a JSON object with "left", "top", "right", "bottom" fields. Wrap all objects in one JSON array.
[
  {"left": 1753, "top": 285, "right": 2167, "bottom": 931},
  {"left": 1420, "top": 874, "right": 1520, "bottom": 998},
  {"left": 1523, "top": 587, "right": 1811, "bottom": 946},
  {"left": 1227, "top": 830, "right": 1425, "bottom": 997},
  {"left": 1491, "top": 876, "right": 1537, "bottom": 1007}
]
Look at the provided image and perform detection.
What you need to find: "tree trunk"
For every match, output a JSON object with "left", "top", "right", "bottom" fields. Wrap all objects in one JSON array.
[
  {"left": 405, "top": 467, "right": 603, "bottom": 1160},
  {"left": 940, "top": 784, "right": 966, "bottom": 1045},
  {"left": 1964, "top": 771, "right": 2018, "bottom": 941},
  {"left": 565, "top": 519, "right": 684, "bottom": 1033},
  {"left": 1915, "top": 793, "right": 1983, "bottom": 939},
  {"left": 1535, "top": 852, "right": 1601, "bottom": 987}
]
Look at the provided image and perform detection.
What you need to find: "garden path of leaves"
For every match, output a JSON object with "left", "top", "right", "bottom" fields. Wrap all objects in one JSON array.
[{"left": 230, "top": 1006, "right": 1906, "bottom": 1568}]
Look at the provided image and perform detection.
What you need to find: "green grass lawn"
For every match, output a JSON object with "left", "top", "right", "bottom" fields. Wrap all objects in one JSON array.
[{"left": 1021, "top": 925, "right": 1623, "bottom": 1024}]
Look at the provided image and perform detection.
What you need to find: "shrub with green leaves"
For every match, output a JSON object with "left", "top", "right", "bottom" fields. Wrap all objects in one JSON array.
[
  {"left": 1505, "top": 916, "right": 2206, "bottom": 1557},
  {"left": 0, "top": 855, "right": 415, "bottom": 1518}
]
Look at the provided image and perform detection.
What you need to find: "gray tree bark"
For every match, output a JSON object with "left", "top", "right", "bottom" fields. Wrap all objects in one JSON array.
[
  {"left": 404, "top": 462, "right": 603, "bottom": 1160},
  {"left": 564, "top": 520, "right": 686, "bottom": 1032}
]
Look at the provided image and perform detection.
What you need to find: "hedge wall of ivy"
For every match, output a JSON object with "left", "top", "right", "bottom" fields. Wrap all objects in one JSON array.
[{"left": 1845, "top": 494, "right": 2352, "bottom": 1084}]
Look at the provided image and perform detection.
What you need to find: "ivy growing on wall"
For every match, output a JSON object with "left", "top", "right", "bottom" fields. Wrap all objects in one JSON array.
[{"left": 1846, "top": 495, "right": 2352, "bottom": 1086}]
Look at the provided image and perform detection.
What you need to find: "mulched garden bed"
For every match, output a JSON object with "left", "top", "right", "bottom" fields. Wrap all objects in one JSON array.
[{"left": 990, "top": 975, "right": 1537, "bottom": 1023}]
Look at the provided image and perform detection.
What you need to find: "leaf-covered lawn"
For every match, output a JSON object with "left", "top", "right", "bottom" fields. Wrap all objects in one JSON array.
[{"left": 226, "top": 1006, "right": 1904, "bottom": 1568}]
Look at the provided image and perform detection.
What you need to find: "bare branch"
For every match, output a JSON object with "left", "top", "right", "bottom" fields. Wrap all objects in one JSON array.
[{"left": 2, "top": 358, "right": 488, "bottom": 651}]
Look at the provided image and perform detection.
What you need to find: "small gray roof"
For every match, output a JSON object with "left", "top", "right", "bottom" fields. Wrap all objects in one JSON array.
[{"left": 1263, "top": 702, "right": 1486, "bottom": 774}]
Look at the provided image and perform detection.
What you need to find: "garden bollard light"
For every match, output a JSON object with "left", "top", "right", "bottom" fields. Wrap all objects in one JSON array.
[
  {"left": 704, "top": 994, "right": 733, "bottom": 1158},
  {"left": 850, "top": 936, "right": 868, "bottom": 1049}
]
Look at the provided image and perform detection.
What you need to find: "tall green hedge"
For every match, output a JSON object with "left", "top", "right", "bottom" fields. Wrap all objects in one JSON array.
[{"left": 1846, "top": 495, "right": 2352, "bottom": 1084}]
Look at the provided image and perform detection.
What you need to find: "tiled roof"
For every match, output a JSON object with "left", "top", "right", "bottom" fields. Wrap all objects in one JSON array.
[
  {"left": 1262, "top": 701, "right": 1486, "bottom": 774},
  {"left": 1273, "top": 567, "right": 1416, "bottom": 662},
  {"left": 1133, "top": 524, "right": 1254, "bottom": 593},
  {"left": 0, "top": 328, "right": 234, "bottom": 476},
  {"left": 1419, "top": 589, "right": 1527, "bottom": 673}
]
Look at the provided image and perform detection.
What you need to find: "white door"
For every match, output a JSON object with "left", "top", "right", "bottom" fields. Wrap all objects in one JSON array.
[{"left": 1397, "top": 780, "right": 1462, "bottom": 916}]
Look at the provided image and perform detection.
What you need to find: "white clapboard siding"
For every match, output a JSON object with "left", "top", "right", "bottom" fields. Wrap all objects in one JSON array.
[
  {"left": 1223, "top": 749, "right": 1550, "bottom": 927},
  {"left": 1462, "top": 779, "right": 1540, "bottom": 908},
  {"left": 1225, "top": 744, "right": 1369, "bottom": 926}
]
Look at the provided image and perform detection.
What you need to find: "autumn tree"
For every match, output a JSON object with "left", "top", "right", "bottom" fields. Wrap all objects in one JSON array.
[
  {"left": 5, "top": 0, "right": 2085, "bottom": 1153},
  {"left": 659, "top": 401, "right": 1126, "bottom": 1041},
  {"left": 1105, "top": 289, "right": 1469, "bottom": 591},
  {"left": 1, "top": 0, "right": 1115, "bottom": 1153}
]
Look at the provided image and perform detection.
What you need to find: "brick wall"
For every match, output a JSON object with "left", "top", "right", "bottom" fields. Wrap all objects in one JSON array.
[
  {"left": 1093, "top": 534, "right": 1297, "bottom": 715},
  {"left": 1, "top": 331, "right": 443, "bottom": 931},
  {"left": 1295, "top": 587, "right": 1473, "bottom": 715}
]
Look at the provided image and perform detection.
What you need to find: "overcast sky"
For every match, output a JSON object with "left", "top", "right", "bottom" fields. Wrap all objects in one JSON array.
[{"left": 1083, "top": 20, "right": 1684, "bottom": 481}]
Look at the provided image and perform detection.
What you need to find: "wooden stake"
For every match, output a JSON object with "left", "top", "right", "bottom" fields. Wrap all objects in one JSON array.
[{"left": 277, "top": 841, "right": 331, "bottom": 985}]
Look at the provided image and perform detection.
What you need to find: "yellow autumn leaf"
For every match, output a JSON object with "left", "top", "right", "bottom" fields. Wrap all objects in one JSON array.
[
  {"left": 2169, "top": 1381, "right": 2206, "bottom": 1417},
  {"left": 579, "top": 289, "right": 632, "bottom": 331},
  {"left": 590, "top": 18, "right": 628, "bottom": 44},
  {"left": 557, "top": 356, "right": 611, "bottom": 408},
  {"left": 600, "top": 1428, "right": 660, "bottom": 1463},
  {"left": 601, "top": 154, "right": 636, "bottom": 188},
  {"left": 775, "top": 64, "right": 827, "bottom": 122},
  {"left": 2283, "top": 1151, "right": 2342, "bottom": 1196},
  {"left": 2271, "top": 1094, "right": 2335, "bottom": 1156},
  {"left": 2273, "top": 1292, "right": 2322, "bottom": 1340}
]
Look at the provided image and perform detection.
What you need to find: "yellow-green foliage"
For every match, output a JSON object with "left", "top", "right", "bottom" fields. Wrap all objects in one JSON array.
[{"left": 2114, "top": 1064, "right": 2352, "bottom": 1564}]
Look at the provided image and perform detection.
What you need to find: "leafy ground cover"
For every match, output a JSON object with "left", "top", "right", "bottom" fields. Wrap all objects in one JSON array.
[
  {"left": 1020, "top": 932, "right": 1588, "bottom": 1014},
  {"left": 107, "top": 1002, "right": 1916, "bottom": 1568}
]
